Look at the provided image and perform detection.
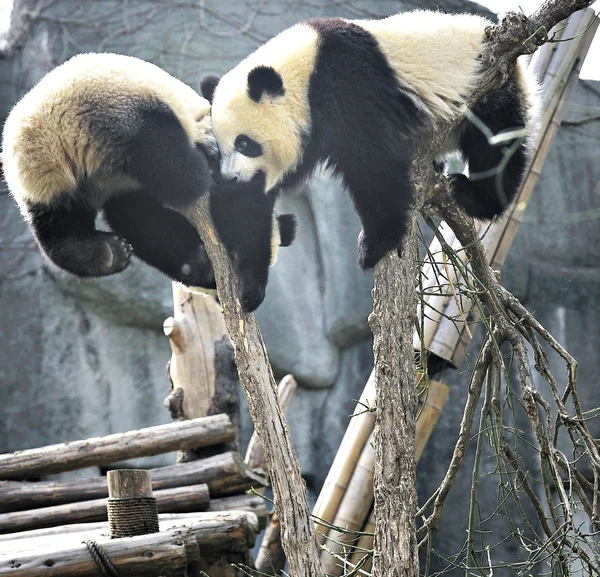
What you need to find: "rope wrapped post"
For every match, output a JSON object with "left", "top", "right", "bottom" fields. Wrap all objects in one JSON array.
[
  {"left": 180, "top": 199, "right": 323, "bottom": 577},
  {"left": 107, "top": 470, "right": 159, "bottom": 538}
]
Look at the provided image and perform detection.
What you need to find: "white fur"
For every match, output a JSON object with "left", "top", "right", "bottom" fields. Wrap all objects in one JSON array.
[
  {"left": 2, "top": 53, "right": 213, "bottom": 214},
  {"left": 211, "top": 24, "right": 318, "bottom": 191},
  {"left": 210, "top": 10, "right": 539, "bottom": 193}
]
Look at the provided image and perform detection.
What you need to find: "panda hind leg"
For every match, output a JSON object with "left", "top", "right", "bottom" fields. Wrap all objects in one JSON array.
[
  {"left": 27, "top": 198, "right": 133, "bottom": 277},
  {"left": 103, "top": 193, "right": 215, "bottom": 288},
  {"left": 451, "top": 76, "right": 530, "bottom": 220}
]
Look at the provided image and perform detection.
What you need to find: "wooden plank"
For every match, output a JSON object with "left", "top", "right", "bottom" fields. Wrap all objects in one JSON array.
[{"left": 0, "top": 415, "right": 235, "bottom": 480}]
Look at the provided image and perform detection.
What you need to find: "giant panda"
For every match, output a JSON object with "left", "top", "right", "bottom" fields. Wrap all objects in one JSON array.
[
  {"left": 2, "top": 52, "right": 296, "bottom": 312},
  {"left": 201, "top": 10, "right": 540, "bottom": 270}
]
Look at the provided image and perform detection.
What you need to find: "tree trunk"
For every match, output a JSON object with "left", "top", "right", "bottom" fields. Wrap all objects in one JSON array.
[{"left": 369, "top": 214, "right": 419, "bottom": 577}]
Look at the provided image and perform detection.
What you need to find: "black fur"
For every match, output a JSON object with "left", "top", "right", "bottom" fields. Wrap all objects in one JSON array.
[
  {"left": 24, "top": 96, "right": 297, "bottom": 304},
  {"left": 302, "top": 18, "right": 427, "bottom": 267},
  {"left": 277, "top": 214, "right": 298, "bottom": 247},
  {"left": 247, "top": 66, "right": 285, "bottom": 102},
  {"left": 210, "top": 171, "right": 279, "bottom": 312},
  {"left": 103, "top": 193, "right": 215, "bottom": 288},
  {"left": 200, "top": 75, "right": 220, "bottom": 104},
  {"left": 27, "top": 199, "right": 133, "bottom": 277},
  {"left": 24, "top": 98, "right": 215, "bottom": 284},
  {"left": 450, "top": 76, "right": 529, "bottom": 219}
]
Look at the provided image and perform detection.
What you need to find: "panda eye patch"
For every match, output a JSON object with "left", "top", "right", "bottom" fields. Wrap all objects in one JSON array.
[{"left": 235, "top": 135, "right": 262, "bottom": 158}]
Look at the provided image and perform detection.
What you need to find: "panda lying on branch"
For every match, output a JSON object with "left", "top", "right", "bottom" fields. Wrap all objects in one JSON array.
[
  {"left": 201, "top": 10, "right": 540, "bottom": 269},
  {"left": 2, "top": 53, "right": 296, "bottom": 312}
]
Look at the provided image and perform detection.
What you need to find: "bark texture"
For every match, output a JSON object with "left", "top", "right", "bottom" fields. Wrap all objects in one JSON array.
[
  {"left": 369, "top": 215, "right": 419, "bottom": 577},
  {"left": 182, "top": 200, "right": 323, "bottom": 577}
]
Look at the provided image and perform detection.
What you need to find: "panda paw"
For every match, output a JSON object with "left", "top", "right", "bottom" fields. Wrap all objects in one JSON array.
[
  {"left": 105, "top": 235, "right": 134, "bottom": 273},
  {"left": 357, "top": 229, "right": 393, "bottom": 270}
]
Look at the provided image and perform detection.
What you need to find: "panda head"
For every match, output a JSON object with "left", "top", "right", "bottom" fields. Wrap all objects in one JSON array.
[{"left": 202, "top": 53, "right": 310, "bottom": 191}]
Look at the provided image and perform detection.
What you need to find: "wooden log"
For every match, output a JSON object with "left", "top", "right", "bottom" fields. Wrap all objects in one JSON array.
[
  {"left": 208, "top": 493, "right": 269, "bottom": 530},
  {"left": 0, "top": 415, "right": 235, "bottom": 480},
  {"left": 181, "top": 198, "right": 323, "bottom": 576},
  {"left": 107, "top": 469, "right": 153, "bottom": 499},
  {"left": 0, "top": 527, "right": 192, "bottom": 577},
  {"left": 255, "top": 513, "right": 286, "bottom": 575},
  {"left": 0, "top": 483, "right": 210, "bottom": 534},
  {"left": 0, "top": 511, "right": 258, "bottom": 556},
  {"left": 0, "top": 450, "right": 265, "bottom": 513}
]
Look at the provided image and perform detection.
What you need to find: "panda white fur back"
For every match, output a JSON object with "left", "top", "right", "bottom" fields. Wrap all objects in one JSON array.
[
  {"left": 202, "top": 10, "right": 540, "bottom": 271},
  {"left": 3, "top": 53, "right": 213, "bottom": 211},
  {"left": 2, "top": 53, "right": 297, "bottom": 312}
]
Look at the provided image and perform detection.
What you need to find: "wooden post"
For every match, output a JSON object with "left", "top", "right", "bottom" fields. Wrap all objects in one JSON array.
[
  {"left": 107, "top": 470, "right": 159, "bottom": 538},
  {"left": 164, "top": 284, "right": 240, "bottom": 461}
]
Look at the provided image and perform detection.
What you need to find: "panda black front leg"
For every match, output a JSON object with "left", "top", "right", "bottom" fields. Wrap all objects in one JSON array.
[
  {"left": 27, "top": 198, "right": 133, "bottom": 277},
  {"left": 103, "top": 193, "right": 215, "bottom": 288},
  {"left": 344, "top": 159, "right": 414, "bottom": 269}
]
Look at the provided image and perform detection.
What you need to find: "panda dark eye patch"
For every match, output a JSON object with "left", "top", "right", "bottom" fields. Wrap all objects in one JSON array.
[{"left": 235, "top": 134, "right": 262, "bottom": 158}]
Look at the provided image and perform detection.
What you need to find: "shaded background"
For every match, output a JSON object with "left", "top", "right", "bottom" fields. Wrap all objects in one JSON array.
[{"left": 0, "top": 0, "right": 599, "bottom": 573}]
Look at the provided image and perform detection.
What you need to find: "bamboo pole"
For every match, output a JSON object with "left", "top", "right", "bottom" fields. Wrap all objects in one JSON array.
[
  {"left": 0, "top": 415, "right": 235, "bottom": 480},
  {"left": 0, "top": 483, "right": 210, "bottom": 533},
  {"left": 312, "top": 371, "right": 376, "bottom": 544},
  {"left": 0, "top": 450, "right": 265, "bottom": 513},
  {"left": 322, "top": 380, "right": 449, "bottom": 574}
]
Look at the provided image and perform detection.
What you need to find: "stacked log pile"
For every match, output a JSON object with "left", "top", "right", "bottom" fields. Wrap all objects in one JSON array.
[{"left": 0, "top": 416, "right": 268, "bottom": 576}]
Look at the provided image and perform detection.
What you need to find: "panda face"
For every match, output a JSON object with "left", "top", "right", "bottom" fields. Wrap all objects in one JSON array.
[
  {"left": 211, "top": 70, "right": 305, "bottom": 191},
  {"left": 209, "top": 24, "right": 319, "bottom": 192}
]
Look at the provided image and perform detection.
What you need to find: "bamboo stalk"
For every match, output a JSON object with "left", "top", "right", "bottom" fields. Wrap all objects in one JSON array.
[
  {"left": 0, "top": 450, "right": 265, "bottom": 513},
  {"left": 0, "top": 511, "right": 258, "bottom": 555},
  {"left": 0, "top": 415, "right": 235, "bottom": 480},
  {"left": 346, "top": 380, "right": 449, "bottom": 573},
  {"left": 312, "top": 370, "right": 376, "bottom": 544},
  {"left": 0, "top": 483, "right": 210, "bottom": 534}
]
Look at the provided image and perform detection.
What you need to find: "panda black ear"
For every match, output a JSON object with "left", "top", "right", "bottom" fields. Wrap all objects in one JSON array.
[
  {"left": 277, "top": 214, "right": 298, "bottom": 247},
  {"left": 247, "top": 66, "right": 285, "bottom": 102},
  {"left": 200, "top": 75, "right": 220, "bottom": 103}
]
